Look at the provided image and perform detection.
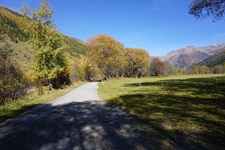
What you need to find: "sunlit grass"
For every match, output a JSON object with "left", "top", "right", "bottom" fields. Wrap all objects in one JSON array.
[
  {"left": 99, "top": 74, "right": 225, "bottom": 149},
  {"left": 0, "top": 81, "right": 85, "bottom": 123}
]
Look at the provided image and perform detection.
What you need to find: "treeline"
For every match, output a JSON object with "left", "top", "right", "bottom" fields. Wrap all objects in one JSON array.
[
  {"left": 149, "top": 57, "right": 182, "bottom": 76},
  {"left": 85, "top": 34, "right": 150, "bottom": 80},
  {"left": 187, "top": 65, "right": 225, "bottom": 74},
  {"left": 147, "top": 57, "right": 225, "bottom": 76},
  {"left": 150, "top": 58, "right": 225, "bottom": 76},
  {"left": 83, "top": 35, "right": 182, "bottom": 79},
  {"left": 82, "top": 34, "right": 225, "bottom": 81}
]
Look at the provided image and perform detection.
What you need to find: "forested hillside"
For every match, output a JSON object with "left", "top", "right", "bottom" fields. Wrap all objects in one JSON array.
[
  {"left": 195, "top": 50, "right": 225, "bottom": 67},
  {"left": 63, "top": 35, "right": 87, "bottom": 55},
  {"left": 0, "top": 5, "right": 31, "bottom": 42},
  {"left": 0, "top": 5, "right": 87, "bottom": 56}
]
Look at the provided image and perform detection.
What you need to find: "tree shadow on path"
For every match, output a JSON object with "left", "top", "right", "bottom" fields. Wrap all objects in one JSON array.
[{"left": 0, "top": 101, "right": 155, "bottom": 150}]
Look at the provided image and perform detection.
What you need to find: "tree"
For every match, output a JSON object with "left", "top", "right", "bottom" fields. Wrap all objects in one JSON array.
[
  {"left": 191, "top": 66, "right": 199, "bottom": 74},
  {"left": 214, "top": 65, "right": 224, "bottom": 74},
  {"left": 21, "top": 0, "right": 69, "bottom": 89},
  {"left": 124, "top": 48, "right": 150, "bottom": 77},
  {"left": 149, "top": 58, "right": 165, "bottom": 76},
  {"left": 33, "top": 23, "right": 69, "bottom": 89},
  {"left": 172, "top": 67, "right": 183, "bottom": 75},
  {"left": 77, "top": 55, "right": 99, "bottom": 81},
  {"left": 177, "top": 67, "right": 183, "bottom": 75},
  {"left": 87, "top": 34, "right": 124, "bottom": 79},
  {"left": 21, "top": 0, "right": 56, "bottom": 29},
  {"left": 163, "top": 62, "right": 173, "bottom": 76},
  {"left": 87, "top": 34, "right": 151, "bottom": 79},
  {"left": 189, "top": 0, "right": 225, "bottom": 21},
  {"left": 123, "top": 48, "right": 137, "bottom": 77},
  {"left": 190, "top": 66, "right": 211, "bottom": 74}
]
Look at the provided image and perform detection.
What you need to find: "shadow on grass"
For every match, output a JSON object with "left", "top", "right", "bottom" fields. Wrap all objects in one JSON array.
[
  {"left": 108, "top": 76, "right": 225, "bottom": 149},
  {"left": 126, "top": 76, "right": 225, "bottom": 98},
  {"left": 0, "top": 101, "right": 156, "bottom": 150},
  {"left": 0, "top": 104, "right": 41, "bottom": 123}
]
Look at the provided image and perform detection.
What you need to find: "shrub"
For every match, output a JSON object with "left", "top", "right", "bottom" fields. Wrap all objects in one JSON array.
[{"left": 0, "top": 42, "right": 31, "bottom": 104}]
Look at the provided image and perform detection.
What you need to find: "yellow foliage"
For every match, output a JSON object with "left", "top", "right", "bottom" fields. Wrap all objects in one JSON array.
[{"left": 87, "top": 34, "right": 125, "bottom": 78}]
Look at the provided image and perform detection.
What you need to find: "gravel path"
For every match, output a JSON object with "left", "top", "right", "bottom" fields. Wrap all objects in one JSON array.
[{"left": 0, "top": 82, "right": 155, "bottom": 150}]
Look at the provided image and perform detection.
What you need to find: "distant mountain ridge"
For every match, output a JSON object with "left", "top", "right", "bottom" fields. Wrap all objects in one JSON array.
[
  {"left": 195, "top": 49, "right": 225, "bottom": 67},
  {"left": 159, "top": 43, "right": 225, "bottom": 69}
]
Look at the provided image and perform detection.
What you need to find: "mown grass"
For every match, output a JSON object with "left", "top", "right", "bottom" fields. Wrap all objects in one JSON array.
[
  {"left": 99, "top": 74, "right": 225, "bottom": 149},
  {"left": 0, "top": 81, "right": 85, "bottom": 123}
]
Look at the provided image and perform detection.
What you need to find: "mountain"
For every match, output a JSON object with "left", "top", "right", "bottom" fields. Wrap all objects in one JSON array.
[
  {"left": 0, "top": 5, "right": 87, "bottom": 56},
  {"left": 159, "top": 43, "right": 225, "bottom": 69},
  {"left": 195, "top": 49, "right": 225, "bottom": 67}
]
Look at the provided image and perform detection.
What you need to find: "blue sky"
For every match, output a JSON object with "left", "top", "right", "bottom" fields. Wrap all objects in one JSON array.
[{"left": 1, "top": 0, "right": 225, "bottom": 56}]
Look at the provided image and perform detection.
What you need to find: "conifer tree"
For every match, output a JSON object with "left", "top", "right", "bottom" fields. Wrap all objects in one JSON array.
[{"left": 21, "top": 0, "right": 70, "bottom": 89}]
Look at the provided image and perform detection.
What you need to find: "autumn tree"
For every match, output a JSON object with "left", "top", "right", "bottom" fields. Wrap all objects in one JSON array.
[
  {"left": 189, "top": 0, "right": 225, "bottom": 21},
  {"left": 214, "top": 65, "right": 224, "bottom": 74},
  {"left": 200, "top": 66, "right": 211, "bottom": 74},
  {"left": 150, "top": 58, "right": 166, "bottom": 76},
  {"left": 163, "top": 62, "right": 173, "bottom": 76},
  {"left": 21, "top": 0, "right": 56, "bottom": 29},
  {"left": 173, "top": 67, "right": 183, "bottom": 75},
  {"left": 123, "top": 48, "right": 136, "bottom": 77},
  {"left": 124, "top": 48, "right": 150, "bottom": 77},
  {"left": 87, "top": 34, "right": 124, "bottom": 79},
  {"left": 191, "top": 66, "right": 199, "bottom": 74},
  {"left": 77, "top": 55, "right": 99, "bottom": 81},
  {"left": 21, "top": 0, "right": 69, "bottom": 89},
  {"left": 189, "top": 66, "right": 211, "bottom": 74}
]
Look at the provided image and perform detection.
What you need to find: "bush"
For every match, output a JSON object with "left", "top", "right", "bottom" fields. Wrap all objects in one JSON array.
[
  {"left": 78, "top": 70, "right": 86, "bottom": 81},
  {"left": 50, "top": 67, "right": 71, "bottom": 89},
  {"left": 0, "top": 42, "right": 31, "bottom": 104}
]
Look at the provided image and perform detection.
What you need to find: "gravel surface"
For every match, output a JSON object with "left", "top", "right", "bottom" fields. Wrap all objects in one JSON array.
[{"left": 0, "top": 82, "right": 155, "bottom": 150}]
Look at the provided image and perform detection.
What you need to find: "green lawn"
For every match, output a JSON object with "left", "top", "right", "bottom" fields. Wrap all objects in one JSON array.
[
  {"left": 99, "top": 74, "right": 225, "bottom": 149},
  {"left": 0, "top": 81, "right": 85, "bottom": 123}
]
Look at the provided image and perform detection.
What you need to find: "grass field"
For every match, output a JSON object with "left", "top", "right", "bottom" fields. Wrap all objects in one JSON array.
[
  {"left": 99, "top": 74, "right": 225, "bottom": 149},
  {"left": 0, "top": 81, "right": 85, "bottom": 123}
]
